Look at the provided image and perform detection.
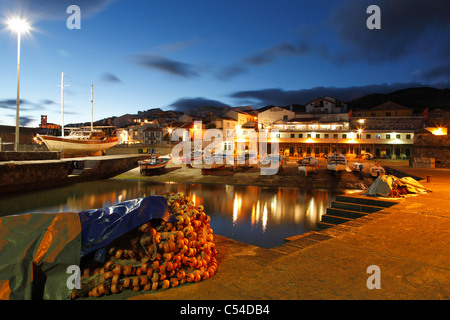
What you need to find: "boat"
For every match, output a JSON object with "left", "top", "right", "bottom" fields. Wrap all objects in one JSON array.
[
  {"left": 36, "top": 78, "right": 118, "bottom": 157},
  {"left": 352, "top": 162, "right": 364, "bottom": 173},
  {"left": 327, "top": 153, "right": 347, "bottom": 172},
  {"left": 258, "top": 154, "right": 285, "bottom": 168},
  {"left": 138, "top": 155, "right": 169, "bottom": 175},
  {"left": 297, "top": 157, "right": 319, "bottom": 176},
  {"left": 37, "top": 126, "right": 118, "bottom": 157},
  {"left": 370, "top": 162, "right": 385, "bottom": 177}
]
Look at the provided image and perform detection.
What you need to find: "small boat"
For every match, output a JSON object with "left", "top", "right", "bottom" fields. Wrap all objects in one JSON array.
[
  {"left": 327, "top": 153, "right": 347, "bottom": 172},
  {"left": 298, "top": 157, "right": 319, "bottom": 176},
  {"left": 258, "top": 154, "right": 285, "bottom": 168},
  {"left": 370, "top": 162, "right": 385, "bottom": 177},
  {"left": 363, "top": 153, "right": 374, "bottom": 160},
  {"left": 352, "top": 162, "right": 364, "bottom": 173},
  {"left": 138, "top": 155, "right": 169, "bottom": 175},
  {"left": 182, "top": 150, "right": 204, "bottom": 167}
]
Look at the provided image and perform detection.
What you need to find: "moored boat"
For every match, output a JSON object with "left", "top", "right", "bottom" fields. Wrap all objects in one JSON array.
[
  {"left": 298, "top": 157, "right": 319, "bottom": 176},
  {"left": 327, "top": 153, "right": 347, "bottom": 172},
  {"left": 370, "top": 162, "right": 385, "bottom": 177},
  {"left": 37, "top": 126, "right": 118, "bottom": 157},
  {"left": 138, "top": 155, "right": 169, "bottom": 175}
]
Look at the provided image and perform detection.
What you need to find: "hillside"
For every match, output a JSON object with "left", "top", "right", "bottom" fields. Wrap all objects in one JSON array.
[{"left": 347, "top": 87, "right": 450, "bottom": 111}]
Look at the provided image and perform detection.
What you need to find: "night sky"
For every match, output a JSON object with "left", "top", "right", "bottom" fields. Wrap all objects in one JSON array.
[{"left": 0, "top": 0, "right": 449, "bottom": 127}]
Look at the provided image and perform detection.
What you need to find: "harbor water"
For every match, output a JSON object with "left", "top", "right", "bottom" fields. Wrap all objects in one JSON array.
[{"left": 0, "top": 179, "right": 356, "bottom": 248}]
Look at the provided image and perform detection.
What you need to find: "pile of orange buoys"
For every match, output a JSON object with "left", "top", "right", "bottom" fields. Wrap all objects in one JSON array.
[{"left": 72, "top": 192, "right": 218, "bottom": 299}]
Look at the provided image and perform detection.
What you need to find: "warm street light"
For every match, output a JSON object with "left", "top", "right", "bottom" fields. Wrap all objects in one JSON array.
[{"left": 7, "top": 17, "right": 30, "bottom": 151}]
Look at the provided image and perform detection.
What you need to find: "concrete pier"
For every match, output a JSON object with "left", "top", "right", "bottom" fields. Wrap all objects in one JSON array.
[
  {"left": 0, "top": 154, "right": 148, "bottom": 194},
  {"left": 111, "top": 164, "right": 449, "bottom": 300}
]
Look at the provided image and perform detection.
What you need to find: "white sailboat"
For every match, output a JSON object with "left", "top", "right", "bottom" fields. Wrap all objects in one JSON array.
[
  {"left": 37, "top": 74, "right": 118, "bottom": 157},
  {"left": 327, "top": 153, "right": 347, "bottom": 172}
]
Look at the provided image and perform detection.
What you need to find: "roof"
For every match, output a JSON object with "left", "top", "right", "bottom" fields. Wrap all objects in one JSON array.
[{"left": 372, "top": 101, "right": 411, "bottom": 111}]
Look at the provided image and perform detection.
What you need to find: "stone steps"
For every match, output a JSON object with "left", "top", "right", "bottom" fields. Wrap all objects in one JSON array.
[{"left": 315, "top": 194, "right": 398, "bottom": 231}]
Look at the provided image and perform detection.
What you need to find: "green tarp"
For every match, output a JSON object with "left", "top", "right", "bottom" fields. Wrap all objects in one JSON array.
[{"left": 0, "top": 212, "right": 81, "bottom": 300}]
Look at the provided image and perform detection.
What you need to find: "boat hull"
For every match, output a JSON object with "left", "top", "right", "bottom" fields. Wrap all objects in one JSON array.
[
  {"left": 138, "top": 160, "right": 169, "bottom": 175},
  {"left": 370, "top": 167, "right": 385, "bottom": 177},
  {"left": 37, "top": 135, "right": 118, "bottom": 157},
  {"left": 298, "top": 165, "right": 317, "bottom": 176},
  {"left": 327, "top": 163, "right": 347, "bottom": 172}
]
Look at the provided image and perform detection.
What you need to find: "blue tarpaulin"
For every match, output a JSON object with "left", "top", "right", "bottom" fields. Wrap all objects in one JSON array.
[{"left": 0, "top": 195, "right": 173, "bottom": 299}]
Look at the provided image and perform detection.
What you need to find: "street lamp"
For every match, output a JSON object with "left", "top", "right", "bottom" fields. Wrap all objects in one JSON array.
[
  {"left": 7, "top": 17, "right": 30, "bottom": 152},
  {"left": 168, "top": 128, "right": 173, "bottom": 148}
]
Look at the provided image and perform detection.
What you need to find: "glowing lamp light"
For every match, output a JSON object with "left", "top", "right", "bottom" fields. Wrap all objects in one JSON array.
[
  {"left": 432, "top": 127, "right": 446, "bottom": 136},
  {"left": 7, "top": 18, "right": 30, "bottom": 34},
  {"left": 305, "top": 138, "right": 315, "bottom": 143}
]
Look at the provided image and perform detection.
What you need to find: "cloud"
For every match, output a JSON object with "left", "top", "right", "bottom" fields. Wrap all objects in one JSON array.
[
  {"left": 329, "top": 0, "right": 450, "bottom": 64},
  {"left": 4, "top": 114, "right": 36, "bottom": 126},
  {"left": 215, "top": 64, "right": 249, "bottom": 81},
  {"left": 101, "top": 73, "right": 122, "bottom": 83},
  {"left": 421, "top": 64, "right": 450, "bottom": 82},
  {"left": 134, "top": 55, "right": 199, "bottom": 78},
  {"left": 156, "top": 37, "right": 203, "bottom": 53},
  {"left": 168, "top": 97, "right": 230, "bottom": 112},
  {"left": 230, "top": 82, "right": 449, "bottom": 107},
  {"left": 243, "top": 42, "right": 309, "bottom": 66}
]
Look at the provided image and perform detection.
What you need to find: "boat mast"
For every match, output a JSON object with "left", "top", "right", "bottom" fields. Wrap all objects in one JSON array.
[
  {"left": 61, "top": 72, "right": 65, "bottom": 137},
  {"left": 90, "top": 84, "right": 94, "bottom": 131}
]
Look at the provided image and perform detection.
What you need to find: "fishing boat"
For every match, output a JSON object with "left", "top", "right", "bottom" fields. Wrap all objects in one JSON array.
[
  {"left": 298, "top": 157, "right": 319, "bottom": 176},
  {"left": 36, "top": 76, "right": 118, "bottom": 157},
  {"left": 327, "top": 153, "right": 347, "bottom": 172},
  {"left": 138, "top": 155, "right": 169, "bottom": 175},
  {"left": 370, "top": 162, "right": 385, "bottom": 177},
  {"left": 37, "top": 126, "right": 118, "bottom": 157},
  {"left": 258, "top": 154, "right": 285, "bottom": 168}
]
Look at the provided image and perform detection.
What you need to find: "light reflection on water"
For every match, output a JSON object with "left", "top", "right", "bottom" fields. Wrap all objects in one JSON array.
[{"left": 0, "top": 180, "right": 351, "bottom": 248}]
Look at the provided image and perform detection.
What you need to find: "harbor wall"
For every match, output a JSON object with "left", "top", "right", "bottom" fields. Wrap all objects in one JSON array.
[
  {"left": 0, "top": 161, "right": 70, "bottom": 193},
  {"left": 0, "top": 151, "right": 59, "bottom": 162},
  {"left": 413, "top": 133, "right": 450, "bottom": 168},
  {"left": 0, "top": 154, "right": 147, "bottom": 194}
]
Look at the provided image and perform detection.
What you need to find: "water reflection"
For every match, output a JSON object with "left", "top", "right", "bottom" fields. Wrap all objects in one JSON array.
[{"left": 0, "top": 180, "right": 351, "bottom": 248}]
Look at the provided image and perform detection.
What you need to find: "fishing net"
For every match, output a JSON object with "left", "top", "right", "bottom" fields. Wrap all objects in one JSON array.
[{"left": 71, "top": 192, "right": 218, "bottom": 298}]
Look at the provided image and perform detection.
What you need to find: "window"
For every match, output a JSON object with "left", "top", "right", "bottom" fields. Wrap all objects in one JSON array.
[
  {"left": 333, "top": 134, "right": 338, "bottom": 139},
  {"left": 275, "top": 133, "right": 280, "bottom": 138},
  {"left": 386, "top": 112, "right": 391, "bottom": 117},
  {"left": 376, "top": 134, "right": 381, "bottom": 139},
  {"left": 298, "top": 134, "right": 303, "bottom": 138},
  {"left": 307, "top": 134, "right": 311, "bottom": 138},
  {"left": 324, "top": 134, "right": 329, "bottom": 138},
  {"left": 366, "top": 134, "right": 371, "bottom": 139},
  {"left": 283, "top": 115, "right": 288, "bottom": 120},
  {"left": 396, "top": 134, "right": 401, "bottom": 139},
  {"left": 406, "top": 134, "right": 411, "bottom": 139},
  {"left": 386, "top": 134, "right": 391, "bottom": 139},
  {"left": 342, "top": 134, "right": 347, "bottom": 139},
  {"left": 290, "top": 134, "right": 295, "bottom": 138},
  {"left": 316, "top": 134, "right": 320, "bottom": 139}
]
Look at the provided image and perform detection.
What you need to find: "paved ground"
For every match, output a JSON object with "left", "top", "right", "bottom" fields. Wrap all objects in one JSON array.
[{"left": 95, "top": 162, "right": 450, "bottom": 300}]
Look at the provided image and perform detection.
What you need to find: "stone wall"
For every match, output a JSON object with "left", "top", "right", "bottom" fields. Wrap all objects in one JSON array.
[
  {"left": 0, "top": 161, "right": 70, "bottom": 193},
  {"left": 0, "top": 151, "right": 60, "bottom": 162},
  {"left": 413, "top": 133, "right": 450, "bottom": 168}
]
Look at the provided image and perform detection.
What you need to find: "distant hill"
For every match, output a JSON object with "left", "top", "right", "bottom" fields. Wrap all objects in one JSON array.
[{"left": 347, "top": 87, "right": 450, "bottom": 112}]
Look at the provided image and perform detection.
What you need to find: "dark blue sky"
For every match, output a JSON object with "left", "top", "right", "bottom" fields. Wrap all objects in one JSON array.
[{"left": 1, "top": 0, "right": 449, "bottom": 127}]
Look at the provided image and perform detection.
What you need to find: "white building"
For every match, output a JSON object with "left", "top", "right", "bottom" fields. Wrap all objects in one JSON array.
[{"left": 306, "top": 97, "right": 348, "bottom": 114}]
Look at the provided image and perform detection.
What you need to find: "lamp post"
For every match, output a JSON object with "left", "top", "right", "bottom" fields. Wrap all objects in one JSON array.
[{"left": 7, "top": 18, "right": 30, "bottom": 152}]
